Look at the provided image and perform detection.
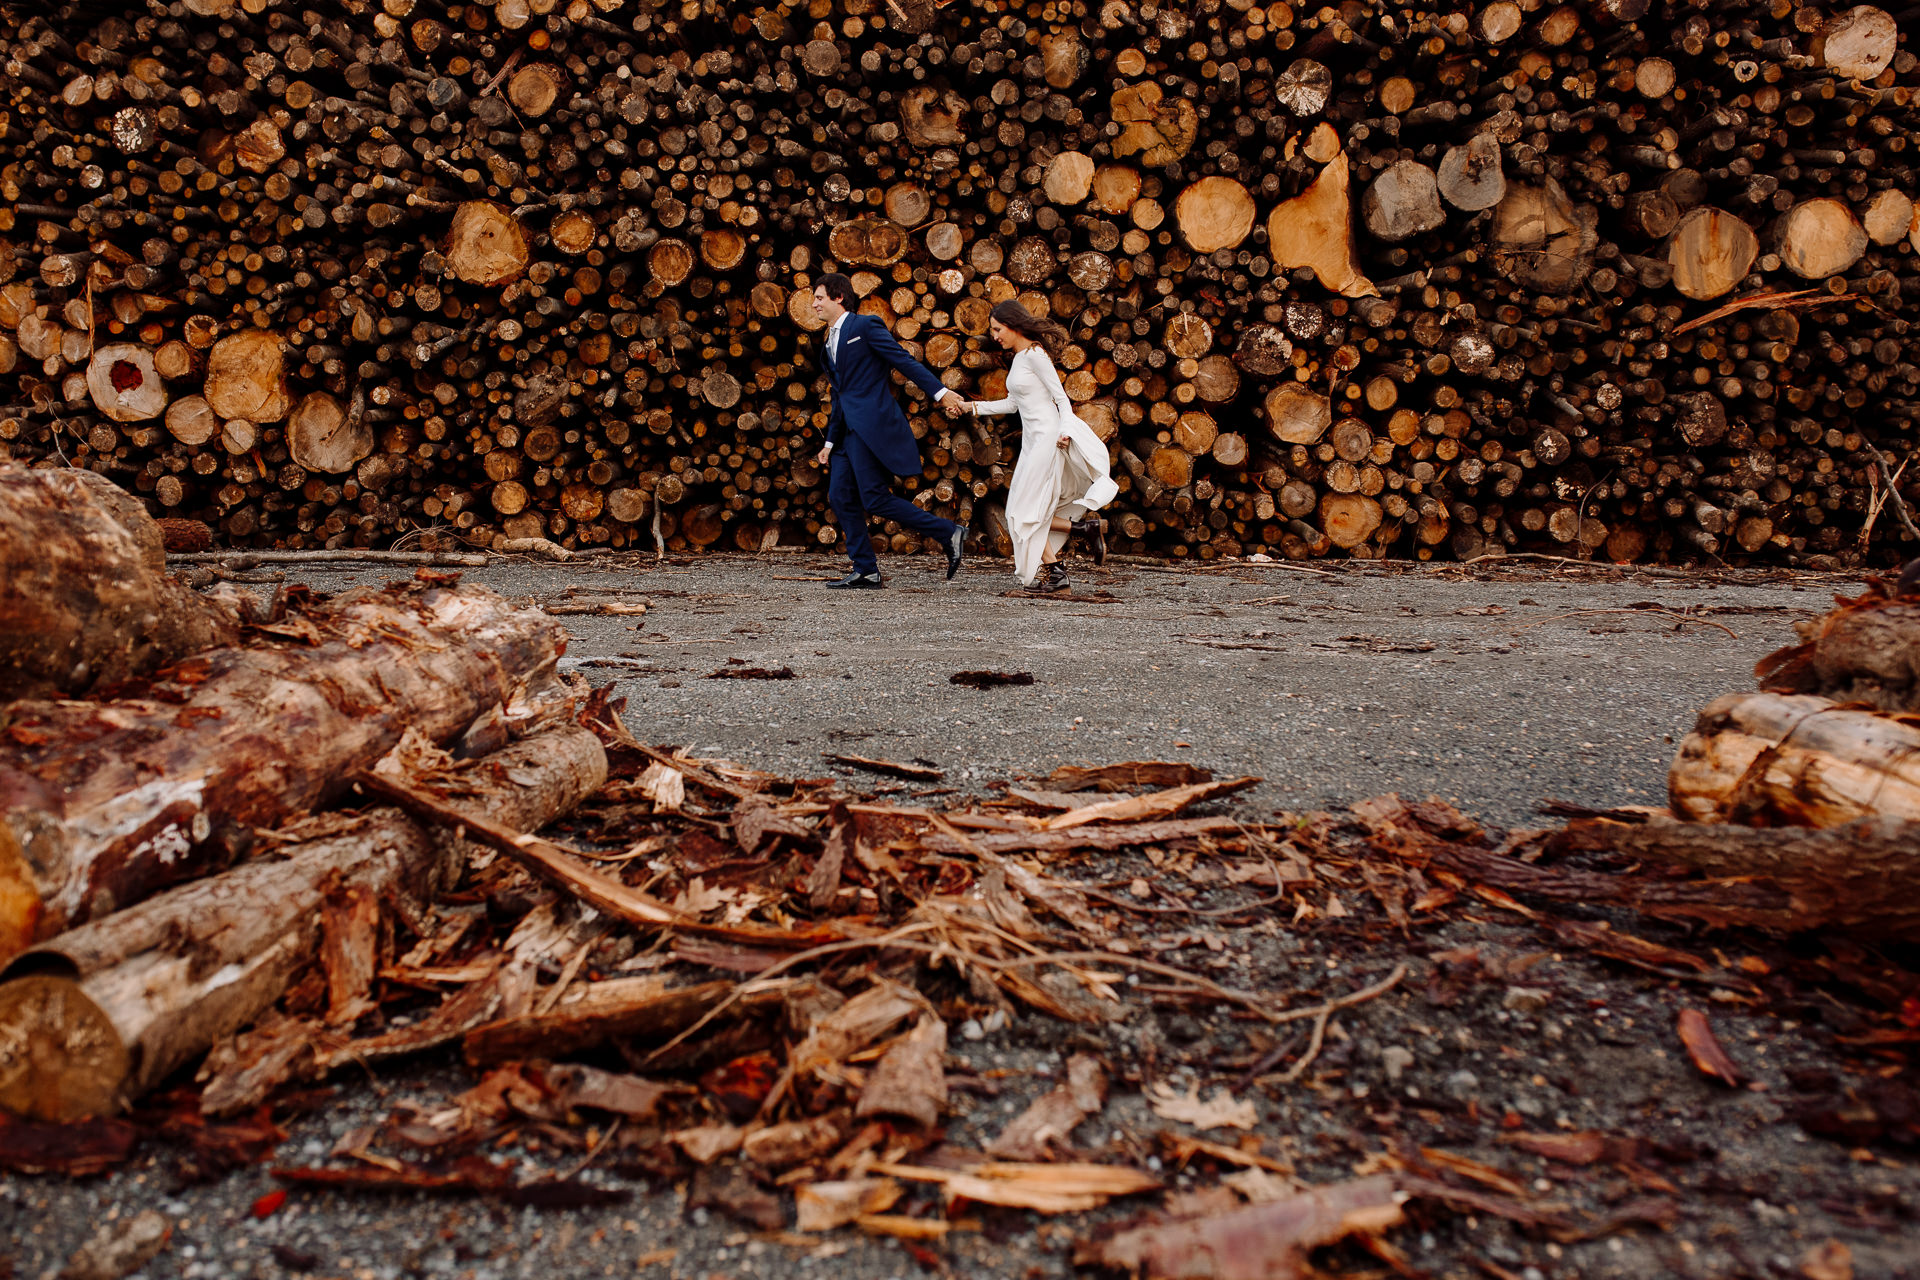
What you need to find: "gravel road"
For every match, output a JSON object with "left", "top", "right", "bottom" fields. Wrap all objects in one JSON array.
[
  {"left": 3, "top": 552, "right": 1887, "bottom": 1280},
  {"left": 329, "top": 550, "right": 1847, "bottom": 826}
]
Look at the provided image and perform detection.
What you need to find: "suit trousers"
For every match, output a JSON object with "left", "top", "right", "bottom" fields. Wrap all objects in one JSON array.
[{"left": 827, "top": 430, "right": 959, "bottom": 575}]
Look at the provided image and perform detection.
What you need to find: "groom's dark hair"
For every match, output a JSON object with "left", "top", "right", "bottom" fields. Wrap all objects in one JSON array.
[{"left": 817, "top": 272, "right": 856, "bottom": 308}]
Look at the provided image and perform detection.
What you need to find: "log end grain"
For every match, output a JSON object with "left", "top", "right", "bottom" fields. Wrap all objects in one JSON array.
[
  {"left": 1174, "top": 177, "right": 1256, "bottom": 254},
  {"left": 446, "top": 201, "right": 532, "bottom": 287},
  {"left": 203, "top": 330, "right": 289, "bottom": 424},
  {"left": 0, "top": 973, "right": 128, "bottom": 1122}
]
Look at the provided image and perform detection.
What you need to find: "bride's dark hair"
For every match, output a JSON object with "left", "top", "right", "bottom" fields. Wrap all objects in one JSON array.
[{"left": 990, "top": 300, "right": 1069, "bottom": 359}]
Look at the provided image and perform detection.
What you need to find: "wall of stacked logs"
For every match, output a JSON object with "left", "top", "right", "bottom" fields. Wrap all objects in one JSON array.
[{"left": 2, "top": 0, "right": 1918, "bottom": 566}]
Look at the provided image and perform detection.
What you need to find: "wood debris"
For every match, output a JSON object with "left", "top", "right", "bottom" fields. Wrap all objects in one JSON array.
[
  {"left": 823, "top": 753, "right": 946, "bottom": 782},
  {"left": 1079, "top": 1175, "right": 1403, "bottom": 1279},
  {"left": 949, "top": 671, "right": 1036, "bottom": 689},
  {"left": 4, "top": 554, "right": 1920, "bottom": 1273}
]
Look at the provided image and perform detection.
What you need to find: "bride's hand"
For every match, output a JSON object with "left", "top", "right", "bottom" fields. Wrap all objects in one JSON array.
[{"left": 1055, "top": 433, "right": 1072, "bottom": 451}]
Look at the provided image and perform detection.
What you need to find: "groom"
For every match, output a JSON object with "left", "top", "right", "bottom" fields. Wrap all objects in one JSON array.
[{"left": 812, "top": 273, "right": 967, "bottom": 589}]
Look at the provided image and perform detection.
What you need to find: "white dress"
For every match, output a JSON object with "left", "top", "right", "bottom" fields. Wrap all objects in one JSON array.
[{"left": 972, "top": 346, "right": 1119, "bottom": 585}]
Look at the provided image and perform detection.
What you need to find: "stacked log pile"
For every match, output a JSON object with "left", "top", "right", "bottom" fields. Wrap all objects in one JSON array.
[{"left": 1, "top": 0, "right": 1919, "bottom": 566}]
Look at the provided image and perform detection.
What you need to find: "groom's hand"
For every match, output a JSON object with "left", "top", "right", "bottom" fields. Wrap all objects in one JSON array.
[{"left": 816, "top": 445, "right": 832, "bottom": 467}]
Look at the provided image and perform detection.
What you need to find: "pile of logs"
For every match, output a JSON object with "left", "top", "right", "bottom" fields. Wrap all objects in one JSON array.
[
  {"left": 0, "top": 470, "right": 602, "bottom": 1119},
  {"left": 2, "top": 0, "right": 1919, "bottom": 566}
]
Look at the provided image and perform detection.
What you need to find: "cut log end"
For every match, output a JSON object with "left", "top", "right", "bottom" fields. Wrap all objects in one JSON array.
[
  {"left": 447, "top": 201, "right": 531, "bottom": 287},
  {"left": 1174, "top": 177, "right": 1256, "bottom": 254},
  {"left": 0, "top": 973, "right": 127, "bottom": 1124}
]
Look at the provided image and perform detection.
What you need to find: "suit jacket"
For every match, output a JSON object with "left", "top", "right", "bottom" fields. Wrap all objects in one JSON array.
[{"left": 824, "top": 312, "right": 947, "bottom": 478}]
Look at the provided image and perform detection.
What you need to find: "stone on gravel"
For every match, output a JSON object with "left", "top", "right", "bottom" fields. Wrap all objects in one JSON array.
[{"left": 57, "top": 1210, "right": 171, "bottom": 1280}]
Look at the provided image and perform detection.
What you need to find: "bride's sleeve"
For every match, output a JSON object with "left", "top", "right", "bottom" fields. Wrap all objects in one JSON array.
[
  {"left": 1036, "top": 352, "right": 1077, "bottom": 426},
  {"left": 969, "top": 350, "right": 1021, "bottom": 416}
]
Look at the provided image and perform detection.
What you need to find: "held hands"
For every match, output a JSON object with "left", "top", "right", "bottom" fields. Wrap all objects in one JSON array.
[{"left": 940, "top": 396, "right": 972, "bottom": 419}]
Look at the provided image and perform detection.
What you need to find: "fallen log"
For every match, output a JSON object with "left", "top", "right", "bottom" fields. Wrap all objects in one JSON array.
[
  {"left": 0, "top": 467, "right": 236, "bottom": 699},
  {"left": 1556, "top": 816, "right": 1920, "bottom": 941},
  {"left": 0, "top": 726, "right": 606, "bottom": 1123},
  {"left": 0, "top": 577, "right": 569, "bottom": 957},
  {"left": 1668, "top": 692, "right": 1920, "bottom": 826}
]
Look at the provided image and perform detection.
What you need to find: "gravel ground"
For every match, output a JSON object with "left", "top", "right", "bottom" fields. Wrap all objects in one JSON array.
[
  {"left": 6, "top": 551, "right": 1906, "bottom": 1280},
  {"left": 279, "top": 550, "right": 1849, "bottom": 826}
]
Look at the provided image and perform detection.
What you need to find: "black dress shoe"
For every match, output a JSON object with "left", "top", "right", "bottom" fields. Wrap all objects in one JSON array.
[
  {"left": 1070, "top": 516, "right": 1108, "bottom": 565},
  {"left": 946, "top": 525, "right": 965, "bottom": 580},
  {"left": 826, "top": 572, "right": 883, "bottom": 589}
]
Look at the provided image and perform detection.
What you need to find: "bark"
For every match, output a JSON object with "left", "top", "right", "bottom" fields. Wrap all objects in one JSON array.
[
  {"left": 1565, "top": 815, "right": 1920, "bottom": 941},
  {"left": 1755, "top": 588, "right": 1920, "bottom": 713},
  {"left": 0, "top": 578, "right": 568, "bottom": 955},
  {"left": 0, "top": 466, "right": 236, "bottom": 701},
  {"left": 0, "top": 726, "right": 607, "bottom": 1122}
]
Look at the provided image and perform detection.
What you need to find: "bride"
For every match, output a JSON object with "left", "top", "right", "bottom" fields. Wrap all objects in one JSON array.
[{"left": 961, "top": 301, "right": 1117, "bottom": 593}]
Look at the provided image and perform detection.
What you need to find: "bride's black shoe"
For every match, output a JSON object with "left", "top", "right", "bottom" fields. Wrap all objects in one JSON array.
[
  {"left": 1031, "top": 561, "right": 1071, "bottom": 593},
  {"left": 1069, "top": 516, "right": 1107, "bottom": 565}
]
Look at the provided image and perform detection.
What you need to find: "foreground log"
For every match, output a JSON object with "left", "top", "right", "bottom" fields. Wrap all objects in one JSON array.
[
  {"left": 1556, "top": 816, "right": 1920, "bottom": 941},
  {"left": 0, "top": 467, "right": 235, "bottom": 699},
  {"left": 0, "top": 577, "right": 568, "bottom": 957},
  {"left": 0, "top": 726, "right": 607, "bottom": 1123},
  {"left": 1668, "top": 692, "right": 1920, "bottom": 827}
]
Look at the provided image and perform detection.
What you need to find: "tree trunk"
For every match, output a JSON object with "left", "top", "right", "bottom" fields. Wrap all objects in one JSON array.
[
  {"left": 0, "top": 579, "right": 569, "bottom": 956},
  {"left": 1361, "top": 161, "right": 1445, "bottom": 241},
  {"left": 1776, "top": 199, "right": 1868, "bottom": 280},
  {"left": 1266, "top": 152, "right": 1376, "bottom": 298},
  {"left": 0, "top": 466, "right": 236, "bottom": 700},
  {"left": 0, "top": 726, "right": 607, "bottom": 1123},
  {"left": 1667, "top": 208, "right": 1758, "bottom": 300}
]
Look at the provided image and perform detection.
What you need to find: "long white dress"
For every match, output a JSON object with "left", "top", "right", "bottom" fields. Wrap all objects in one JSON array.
[{"left": 972, "top": 346, "right": 1118, "bottom": 585}]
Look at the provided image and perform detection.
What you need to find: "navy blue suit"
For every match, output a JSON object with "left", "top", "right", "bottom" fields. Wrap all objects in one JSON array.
[{"left": 822, "top": 312, "right": 960, "bottom": 575}]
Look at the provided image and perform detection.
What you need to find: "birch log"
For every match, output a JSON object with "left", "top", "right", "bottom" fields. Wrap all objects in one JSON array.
[
  {"left": 0, "top": 726, "right": 607, "bottom": 1123},
  {"left": 0, "top": 579, "right": 568, "bottom": 957}
]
